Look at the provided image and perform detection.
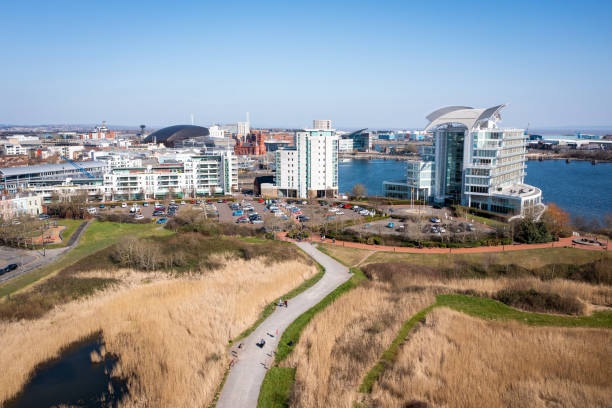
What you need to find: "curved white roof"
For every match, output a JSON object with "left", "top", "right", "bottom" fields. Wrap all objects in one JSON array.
[{"left": 424, "top": 104, "right": 506, "bottom": 132}]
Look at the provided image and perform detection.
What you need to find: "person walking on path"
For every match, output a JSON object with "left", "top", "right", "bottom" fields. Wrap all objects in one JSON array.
[{"left": 284, "top": 300, "right": 288, "bottom": 307}]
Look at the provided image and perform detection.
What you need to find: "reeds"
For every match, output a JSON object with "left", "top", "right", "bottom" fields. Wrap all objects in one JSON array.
[
  {"left": 0, "top": 255, "right": 317, "bottom": 407},
  {"left": 284, "top": 281, "right": 434, "bottom": 408},
  {"left": 370, "top": 308, "right": 612, "bottom": 408}
]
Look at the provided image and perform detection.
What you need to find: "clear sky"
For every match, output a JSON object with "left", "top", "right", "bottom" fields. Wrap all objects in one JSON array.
[{"left": 1, "top": 0, "right": 611, "bottom": 129}]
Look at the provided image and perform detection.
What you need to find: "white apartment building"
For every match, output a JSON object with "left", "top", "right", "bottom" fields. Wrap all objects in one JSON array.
[
  {"left": 0, "top": 193, "right": 43, "bottom": 220},
  {"left": 275, "top": 129, "right": 338, "bottom": 198},
  {"left": 0, "top": 144, "right": 29, "bottom": 156},
  {"left": 103, "top": 152, "right": 237, "bottom": 200},
  {"left": 313, "top": 119, "right": 332, "bottom": 130},
  {"left": 237, "top": 121, "right": 250, "bottom": 136},
  {"left": 338, "top": 138, "right": 354, "bottom": 153},
  {"left": 209, "top": 125, "right": 225, "bottom": 139}
]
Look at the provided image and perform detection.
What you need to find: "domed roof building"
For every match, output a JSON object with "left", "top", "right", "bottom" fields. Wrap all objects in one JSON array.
[{"left": 144, "top": 125, "right": 210, "bottom": 147}]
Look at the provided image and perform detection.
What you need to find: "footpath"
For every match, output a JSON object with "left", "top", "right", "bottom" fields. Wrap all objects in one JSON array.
[
  {"left": 276, "top": 233, "right": 609, "bottom": 254},
  {"left": 216, "top": 242, "right": 350, "bottom": 408},
  {"left": 0, "top": 220, "right": 92, "bottom": 285}
]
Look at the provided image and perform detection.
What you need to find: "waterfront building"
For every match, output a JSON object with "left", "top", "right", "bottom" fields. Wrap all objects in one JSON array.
[
  {"left": 0, "top": 193, "right": 43, "bottom": 220},
  {"left": 344, "top": 129, "right": 372, "bottom": 152},
  {"left": 313, "top": 120, "right": 332, "bottom": 130},
  {"left": 338, "top": 138, "right": 354, "bottom": 153},
  {"left": 274, "top": 129, "right": 338, "bottom": 198},
  {"left": 384, "top": 105, "right": 543, "bottom": 217}
]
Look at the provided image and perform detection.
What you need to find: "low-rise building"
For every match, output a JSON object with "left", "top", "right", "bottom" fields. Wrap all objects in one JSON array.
[
  {"left": 0, "top": 193, "right": 43, "bottom": 220},
  {"left": 0, "top": 144, "right": 29, "bottom": 156},
  {"left": 338, "top": 138, "right": 354, "bottom": 153}
]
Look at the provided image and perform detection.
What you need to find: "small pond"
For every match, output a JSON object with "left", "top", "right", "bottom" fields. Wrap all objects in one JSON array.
[{"left": 5, "top": 336, "right": 126, "bottom": 408}]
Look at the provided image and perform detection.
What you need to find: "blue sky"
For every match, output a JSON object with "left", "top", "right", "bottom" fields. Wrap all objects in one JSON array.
[{"left": 1, "top": 0, "right": 611, "bottom": 129}]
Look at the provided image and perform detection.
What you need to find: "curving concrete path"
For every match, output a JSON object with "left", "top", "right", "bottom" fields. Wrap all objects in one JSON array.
[{"left": 216, "top": 242, "right": 350, "bottom": 408}]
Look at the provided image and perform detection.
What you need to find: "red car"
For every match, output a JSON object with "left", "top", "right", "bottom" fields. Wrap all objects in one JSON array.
[{"left": 258, "top": 199, "right": 265, "bottom": 203}]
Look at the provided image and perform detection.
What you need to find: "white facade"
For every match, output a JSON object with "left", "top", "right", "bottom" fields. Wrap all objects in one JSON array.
[
  {"left": 0, "top": 144, "right": 29, "bottom": 156},
  {"left": 388, "top": 105, "right": 543, "bottom": 217},
  {"left": 275, "top": 129, "right": 338, "bottom": 198},
  {"left": 209, "top": 125, "right": 225, "bottom": 139},
  {"left": 237, "top": 121, "right": 250, "bottom": 136},
  {"left": 313, "top": 120, "right": 332, "bottom": 130},
  {"left": 0, "top": 193, "right": 43, "bottom": 220},
  {"left": 103, "top": 152, "right": 237, "bottom": 200},
  {"left": 28, "top": 182, "right": 105, "bottom": 202},
  {"left": 338, "top": 138, "right": 354, "bottom": 153}
]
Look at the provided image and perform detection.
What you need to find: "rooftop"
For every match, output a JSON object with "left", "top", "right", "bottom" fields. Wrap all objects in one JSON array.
[
  {"left": 494, "top": 183, "right": 541, "bottom": 198},
  {"left": 0, "top": 161, "right": 107, "bottom": 177},
  {"left": 424, "top": 105, "right": 507, "bottom": 132}
]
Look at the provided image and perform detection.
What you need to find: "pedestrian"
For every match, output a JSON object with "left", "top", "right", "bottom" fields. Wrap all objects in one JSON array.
[
  {"left": 278, "top": 299, "right": 283, "bottom": 307},
  {"left": 284, "top": 300, "right": 288, "bottom": 307}
]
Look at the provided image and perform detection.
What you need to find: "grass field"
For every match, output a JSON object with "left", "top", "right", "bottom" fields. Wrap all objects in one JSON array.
[
  {"left": 368, "top": 308, "right": 612, "bottom": 408},
  {"left": 317, "top": 243, "right": 374, "bottom": 267},
  {"left": 44, "top": 219, "right": 84, "bottom": 248},
  {"left": 258, "top": 367, "right": 296, "bottom": 408},
  {"left": 319, "top": 243, "right": 610, "bottom": 270},
  {"left": 0, "top": 221, "right": 172, "bottom": 298}
]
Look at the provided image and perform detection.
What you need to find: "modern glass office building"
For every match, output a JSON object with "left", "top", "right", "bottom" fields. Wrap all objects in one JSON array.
[{"left": 385, "top": 105, "right": 543, "bottom": 217}]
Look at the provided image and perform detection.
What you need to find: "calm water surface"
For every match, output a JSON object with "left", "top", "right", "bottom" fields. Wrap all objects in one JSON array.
[{"left": 338, "top": 159, "right": 612, "bottom": 220}]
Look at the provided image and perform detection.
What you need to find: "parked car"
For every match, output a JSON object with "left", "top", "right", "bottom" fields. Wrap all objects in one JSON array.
[
  {"left": 386, "top": 222, "right": 395, "bottom": 228},
  {"left": 251, "top": 219, "right": 264, "bottom": 224},
  {"left": 153, "top": 210, "right": 165, "bottom": 216},
  {"left": 430, "top": 217, "right": 441, "bottom": 223},
  {"left": 143, "top": 202, "right": 149, "bottom": 207},
  {"left": 180, "top": 201, "right": 186, "bottom": 205},
  {"left": 336, "top": 211, "right": 345, "bottom": 215},
  {"left": 99, "top": 204, "right": 105, "bottom": 209},
  {"left": 121, "top": 202, "right": 127, "bottom": 208},
  {"left": 0, "top": 263, "right": 18, "bottom": 275},
  {"left": 233, "top": 210, "right": 244, "bottom": 216},
  {"left": 88, "top": 207, "right": 97, "bottom": 214},
  {"left": 110, "top": 204, "right": 116, "bottom": 208},
  {"left": 38, "top": 214, "right": 50, "bottom": 220},
  {"left": 134, "top": 214, "right": 145, "bottom": 220},
  {"left": 156, "top": 218, "right": 167, "bottom": 224}
]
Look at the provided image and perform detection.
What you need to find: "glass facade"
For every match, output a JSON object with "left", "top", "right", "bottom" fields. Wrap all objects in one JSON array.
[{"left": 443, "top": 131, "right": 465, "bottom": 204}]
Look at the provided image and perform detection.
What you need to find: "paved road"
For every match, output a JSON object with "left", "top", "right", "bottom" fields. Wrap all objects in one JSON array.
[
  {"left": 216, "top": 242, "right": 350, "bottom": 408},
  {"left": 0, "top": 220, "right": 91, "bottom": 285}
]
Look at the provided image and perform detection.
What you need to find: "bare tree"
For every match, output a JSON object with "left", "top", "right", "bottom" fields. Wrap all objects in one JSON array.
[{"left": 352, "top": 184, "right": 367, "bottom": 199}]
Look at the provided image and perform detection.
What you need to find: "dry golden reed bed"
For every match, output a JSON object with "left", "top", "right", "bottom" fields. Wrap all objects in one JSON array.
[
  {"left": 370, "top": 308, "right": 612, "bottom": 408},
  {"left": 0, "top": 255, "right": 317, "bottom": 407},
  {"left": 285, "top": 280, "right": 434, "bottom": 408}
]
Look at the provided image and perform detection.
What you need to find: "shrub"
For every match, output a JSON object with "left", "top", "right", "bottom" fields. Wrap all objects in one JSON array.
[{"left": 494, "top": 288, "right": 585, "bottom": 315}]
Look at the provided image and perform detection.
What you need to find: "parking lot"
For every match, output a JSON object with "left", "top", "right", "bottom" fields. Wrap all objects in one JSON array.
[{"left": 347, "top": 211, "right": 492, "bottom": 240}]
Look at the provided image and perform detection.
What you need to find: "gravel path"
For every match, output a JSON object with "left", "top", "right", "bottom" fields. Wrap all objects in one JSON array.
[{"left": 216, "top": 242, "right": 350, "bottom": 408}]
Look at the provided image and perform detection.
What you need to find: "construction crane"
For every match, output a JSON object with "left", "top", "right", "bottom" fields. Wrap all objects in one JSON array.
[{"left": 61, "top": 156, "right": 95, "bottom": 179}]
